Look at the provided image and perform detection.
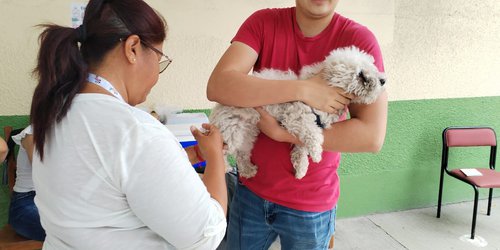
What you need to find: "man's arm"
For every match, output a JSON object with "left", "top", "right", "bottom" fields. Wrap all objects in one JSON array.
[
  {"left": 322, "top": 91, "right": 388, "bottom": 152},
  {"left": 256, "top": 91, "right": 388, "bottom": 153},
  {"left": 207, "top": 42, "right": 349, "bottom": 113},
  {"left": 207, "top": 42, "right": 302, "bottom": 107}
]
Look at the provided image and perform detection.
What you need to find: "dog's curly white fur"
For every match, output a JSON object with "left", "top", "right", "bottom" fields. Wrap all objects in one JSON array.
[{"left": 210, "top": 46, "right": 386, "bottom": 179}]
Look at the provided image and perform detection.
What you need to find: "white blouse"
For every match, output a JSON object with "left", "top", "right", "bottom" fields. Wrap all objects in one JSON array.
[
  {"left": 33, "top": 94, "right": 225, "bottom": 249},
  {"left": 11, "top": 125, "right": 34, "bottom": 193}
]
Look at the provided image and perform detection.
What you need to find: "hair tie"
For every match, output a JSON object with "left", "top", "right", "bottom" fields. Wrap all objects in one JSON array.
[{"left": 75, "top": 24, "right": 87, "bottom": 43}]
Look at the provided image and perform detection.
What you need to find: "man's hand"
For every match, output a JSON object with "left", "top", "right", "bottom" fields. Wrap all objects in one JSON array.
[{"left": 300, "top": 75, "right": 354, "bottom": 114}]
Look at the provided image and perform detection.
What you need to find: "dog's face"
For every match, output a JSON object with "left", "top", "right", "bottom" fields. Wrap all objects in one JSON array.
[{"left": 320, "top": 46, "right": 386, "bottom": 104}]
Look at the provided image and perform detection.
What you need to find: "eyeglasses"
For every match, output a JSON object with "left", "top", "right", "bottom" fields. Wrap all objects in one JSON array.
[{"left": 141, "top": 40, "right": 172, "bottom": 74}]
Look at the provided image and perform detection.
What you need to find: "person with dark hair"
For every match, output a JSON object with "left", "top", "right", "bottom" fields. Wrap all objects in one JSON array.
[
  {"left": 207, "top": 0, "right": 387, "bottom": 249},
  {"left": 30, "top": 0, "right": 227, "bottom": 249}
]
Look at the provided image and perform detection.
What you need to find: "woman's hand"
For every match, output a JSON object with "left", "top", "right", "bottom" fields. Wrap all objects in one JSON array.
[
  {"left": 300, "top": 75, "right": 354, "bottom": 114},
  {"left": 191, "top": 124, "right": 228, "bottom": 216},
  {"left": 185, "top": 146, "right": 202, "bottom": 165},
  {"left": 255, "top": 107, "right": 303, "bottom": 145},
  {"left": 190, "top": 123, "right": 224, "bottom": 162}
]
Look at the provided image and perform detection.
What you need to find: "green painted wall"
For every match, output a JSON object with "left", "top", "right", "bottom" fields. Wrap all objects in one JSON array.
[
  {"left": 337, "top": 96, "right": 500, "bottom": 217},
  {"left": 0, "top": 96, "right": 499, "bottom": 220},
  {"left": 0, "top": 116, "right": 30, "bottom": 138}
]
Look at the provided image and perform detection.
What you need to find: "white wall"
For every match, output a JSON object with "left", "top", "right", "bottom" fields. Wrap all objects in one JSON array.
[
  {"left": 0, "top": 0, "right": 498, "bottom": 115},
  {"left": 384, "top": 0, "right": 500, "bottom": 101}
]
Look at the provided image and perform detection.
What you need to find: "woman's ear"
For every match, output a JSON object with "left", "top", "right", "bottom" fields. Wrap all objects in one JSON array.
[{"left": 124, "top": 35, "right": 141, "bottom": 64}]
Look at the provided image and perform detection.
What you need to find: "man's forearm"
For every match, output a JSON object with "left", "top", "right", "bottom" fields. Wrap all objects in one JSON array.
[
  {"left": 207, "top": 71, "right": 302, "bottom": 107},
  {"left": 322, "top": 91, "right": 388, "bottom": 153},
  {"left": 322, "top": 118, "right": 386, "bottom": 152}
]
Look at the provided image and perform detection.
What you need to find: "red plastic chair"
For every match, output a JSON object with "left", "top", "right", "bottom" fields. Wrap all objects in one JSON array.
[{"left": 437, "top": 126, "right": 499, "bottom": 239}]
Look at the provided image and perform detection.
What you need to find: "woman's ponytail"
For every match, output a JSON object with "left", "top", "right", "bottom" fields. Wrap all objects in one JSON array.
[{"left": 31, "top": 25, "right": 88, "bottom": 160}]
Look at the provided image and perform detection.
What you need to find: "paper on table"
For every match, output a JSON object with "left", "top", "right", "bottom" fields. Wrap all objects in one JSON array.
[
  {"left": 165, "top": 113, "right": 209, "bottom": 143},
  {"left": 165, "top": 123, "right": 202, "bottom": 142},
  {"left": 460, "top": 168, "right": 483, "bottom": 177},
  {"left": 166, "top": 113, "right": 209, "bottom": 125}
]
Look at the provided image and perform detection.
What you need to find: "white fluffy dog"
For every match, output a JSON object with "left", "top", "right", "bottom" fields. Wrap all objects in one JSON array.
[{"left": 210, "top": 46, "right": 386, "bottom": 179}]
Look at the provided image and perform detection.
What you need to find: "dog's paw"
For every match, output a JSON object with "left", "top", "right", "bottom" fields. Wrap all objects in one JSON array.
[
  {"left": 238, "top": 164, "right": 258, "bottom": 178},
  {"left": 294, "top": 167, "right": 307, "bottom": 179},
  {"left": 310, "top": 152, "right": 322, "bottom": 163}
]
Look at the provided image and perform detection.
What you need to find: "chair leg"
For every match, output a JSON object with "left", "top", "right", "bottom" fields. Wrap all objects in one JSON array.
[
  {"left": 471, "top": 187, "right": 479, "bottom": 239},
  {"left": 1, "top": 163, "right": 7, "bottom": 185},
  {"left": 487, "top": 188, "right": 493, "bottom": 216},
  {"left": 437, "top": 168, "right": 445, "bottom": 218}
]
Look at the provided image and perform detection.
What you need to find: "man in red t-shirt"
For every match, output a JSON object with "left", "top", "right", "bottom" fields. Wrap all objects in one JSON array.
[{"left": 207, "top": 0, "right": 387, "bottom": 249}]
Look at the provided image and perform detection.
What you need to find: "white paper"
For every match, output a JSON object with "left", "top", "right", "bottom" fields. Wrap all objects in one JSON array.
[
  {"left": 166, "top": 113, "right": 209, "bottom": 125},
  {"left": 165, "top": 123, "right": 206, "bottom": 143},
  {"left": 460, "top": 168, "right": 483, "bottom": 177},
  {"left": 71, "top": 3, "right": 87, "bottom": 28}
]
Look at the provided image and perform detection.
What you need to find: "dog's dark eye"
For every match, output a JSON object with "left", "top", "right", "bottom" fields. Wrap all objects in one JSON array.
[
  {"left": 380, "top": 78, "right": 386, "bottom": 86},
  {"left": 358, "top": 71, "right": 368, "bottom": 83}
]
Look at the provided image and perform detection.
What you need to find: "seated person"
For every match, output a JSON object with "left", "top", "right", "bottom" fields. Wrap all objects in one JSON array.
[
  {"left": 8, "top": 125, "right": 45, "bottom": 241},
  {"left": 0, "top": 137, "right": 7, "bottom": 162}
]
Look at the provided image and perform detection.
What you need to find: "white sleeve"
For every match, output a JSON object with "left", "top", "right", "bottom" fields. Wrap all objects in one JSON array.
[
  {"left": 11, "top": 125, "right": 32, "bottom": 145},
  {"left": 121, "top": 128, "right": 226, "bottom": 249}
]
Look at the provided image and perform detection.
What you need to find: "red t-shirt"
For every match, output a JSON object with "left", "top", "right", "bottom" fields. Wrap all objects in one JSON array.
[{"left": 232, "top": 7, "right": 385, "bottom": 212}]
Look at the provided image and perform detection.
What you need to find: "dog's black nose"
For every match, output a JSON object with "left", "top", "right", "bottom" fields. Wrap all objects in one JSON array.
[{"left": 380, "top": 78, "right": 386, "bottom": 86}]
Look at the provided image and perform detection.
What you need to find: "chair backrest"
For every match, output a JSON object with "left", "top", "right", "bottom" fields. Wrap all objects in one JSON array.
[
  {"left": 442, "top": 126, "right": 497, "bottom": 171},
  {"left": 444, "top": 127, "right": 496, "bottom": 147}
]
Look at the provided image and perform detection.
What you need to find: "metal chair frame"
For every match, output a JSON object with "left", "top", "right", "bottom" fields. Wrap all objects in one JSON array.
[{"left": 437, "top": 126, "right": 497, "bottom": 239}]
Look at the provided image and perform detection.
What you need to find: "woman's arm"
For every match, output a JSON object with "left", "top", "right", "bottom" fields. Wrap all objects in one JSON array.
[
  {"left": 21, "top": 135, "right": 34, "bottom": 163},
  {"left": 190, "top": 124, "right": 227, "bottom": 215},
  {"left": 125, "top": 127, "right": 227, "bottom": 249}
]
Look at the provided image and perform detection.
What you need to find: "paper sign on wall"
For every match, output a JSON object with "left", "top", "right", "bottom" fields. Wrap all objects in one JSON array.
[{"left": 71, "top": 3, "right": 87, "bottom": 28}]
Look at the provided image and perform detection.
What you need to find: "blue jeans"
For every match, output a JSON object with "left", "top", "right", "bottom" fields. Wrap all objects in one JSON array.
[
  {"left": 227, "top": 183, "right": 336, "bottom": 250},
  {"left": 8, "top": 191, "right": 46, "bottom": 241}
]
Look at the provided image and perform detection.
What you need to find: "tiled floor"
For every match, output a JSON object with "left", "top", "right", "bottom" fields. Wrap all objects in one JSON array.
[
  {"left": 269, "top": 198, "right": 500, "bottom": 250},
  {"left": 2, "top": 181, "right": 499, "bottom": 250}
]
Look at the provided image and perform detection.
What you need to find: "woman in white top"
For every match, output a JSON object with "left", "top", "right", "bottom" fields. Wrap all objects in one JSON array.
[
  {"left": 8, "top": 126, "right": 45, "bottom": 241},
  {"left": 29, "top": 0, "right": 227, "bottom": 249}
]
